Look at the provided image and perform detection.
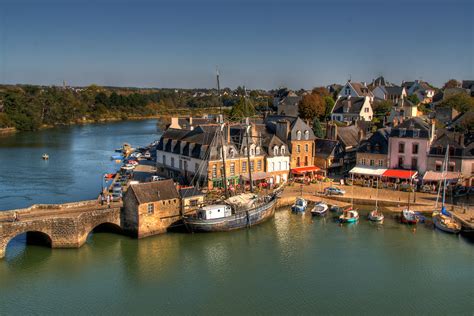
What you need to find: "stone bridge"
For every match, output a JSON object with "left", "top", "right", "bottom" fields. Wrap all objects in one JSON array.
[{"left": 0, "top": 200, "right": 122, "bottom": 259}]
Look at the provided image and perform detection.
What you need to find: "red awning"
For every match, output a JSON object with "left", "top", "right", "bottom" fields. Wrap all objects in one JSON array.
[
  {"left": 382, "top": 169, "right": 418, "bottom": 179},
  {"left": 291, "top": 166, "right": 320, "bottom": 174}
]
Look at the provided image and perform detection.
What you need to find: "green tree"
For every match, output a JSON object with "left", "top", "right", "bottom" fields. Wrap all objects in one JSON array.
[
  {"left": 373, "top": 100, "right": 393, "bottom": 117},
  {"left": 438, "top": 93, "right": 474, "bottom": 113},
  {"left": 407, "top": 94, "right": 420, "bottom": 105},
  {"left": 298, "top": 93, "right": 325, "bottom": 120},
  {"left": 229, "top": 97, "right": 255, "bottom": 120},
  {"left": 323, "top": 96, "right": 334, "bottom": 120},
  {"left": 312, "top": 117, "right": 324, "bottom": 138},
  {"left": 442, "top": 79, "right": 461, "bottom": 90}
]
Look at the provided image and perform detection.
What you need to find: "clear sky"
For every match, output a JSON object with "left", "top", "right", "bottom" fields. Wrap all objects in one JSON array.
[{"left": 0, "top": 0, "right": 472, "bottom": 89}]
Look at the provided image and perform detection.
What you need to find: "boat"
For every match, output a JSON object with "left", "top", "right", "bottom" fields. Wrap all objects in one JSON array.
[
  {"left": 368, "top": 177, "right": 384, "bottom": 222},
  {"left": 401, "top": 209, "right": 419, "bottom": 224},
  {"left": 310, "top": 202, "right": 328, "bottom": 216},
  {"left": 432, "top": 145, "right": 461, "bottom": 234},
  {"left": 183, "top": 119, "right": 279, "bottom": 233},
  {"left": 42, "top": 153, "right": 49, "bottom": 160},
  {"left": 339, "top": 208, "right": 359, "bottom": 223},
  {"left": 292, "top": 197, "right": 307, "bottom": 213}
]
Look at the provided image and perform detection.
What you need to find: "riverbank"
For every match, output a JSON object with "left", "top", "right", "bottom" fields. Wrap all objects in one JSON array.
[{"left": 0, "top": 127, "right": 16, "bottom": 135}]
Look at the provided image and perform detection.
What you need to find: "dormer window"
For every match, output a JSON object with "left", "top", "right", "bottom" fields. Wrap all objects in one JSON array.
[
  {"left": 375, "top": 144, "right": 380, "bottom": 152},
  {"left": 243, "top": 146, "right": 248, "bottom": 156},
  {"left": 345, "top": 88, "right": 351, "bottom": 95},
  {"left": 296, "top": 130, "right": 302, "bottom": 140},
  {"left": 413, "top": 129, "right": 420, "bottom": 138},
  {"left": 367, "top": 144, "right": 372, "bottom": 152},
  {"left": 229, "top": 148, "right": 235, "bottom": 158},
  {"left": 273, "top": 146, "right": 279, "bottom": 156},
  {"left": 399, "top": 128, "right": 406, "bottom": 137},
  {"left": 256, "top": 146, "right": 261, "bottom": 155},
  {"left": 250, "top": 148, "right": 255, "bottom": 156},
  {"left": 304, "top": 130, "right": 309, "bottom": 140},
  {"left": 281, "top": 146, "right": 286, "bottom": 154}
]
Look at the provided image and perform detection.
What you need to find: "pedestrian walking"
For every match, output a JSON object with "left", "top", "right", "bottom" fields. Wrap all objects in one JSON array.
[
  {"left": 106, "top": 194, "right": 111, "bottom": 208},
  {"left": 100, "top": 192, "right": 105, "bottom": 206}
]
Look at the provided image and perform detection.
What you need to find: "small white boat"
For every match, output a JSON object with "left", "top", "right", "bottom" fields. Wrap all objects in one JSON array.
[
  {"left": 368, "top": 210, "right": 384, "bottom": 222},
  {"left": 401, "top": 209, "right": 419, "bottom": 224},
  {"left": 42, "top": 153, "right": 49, "bottom": 160},
  {"left": 292, "top": 198, "right": 307, "bottom": 213},
  {"left": 311, "top": 202, "right": 328, "bottom": 216}
]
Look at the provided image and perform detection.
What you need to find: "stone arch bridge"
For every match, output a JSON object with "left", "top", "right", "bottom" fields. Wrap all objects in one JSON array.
[{"left": 0, "top": 200, "right": 122, "bottom": 259}]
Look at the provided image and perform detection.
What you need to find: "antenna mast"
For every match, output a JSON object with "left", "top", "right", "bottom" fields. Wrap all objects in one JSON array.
[{"left": 216, "top": 67, "right": 221, "bottom": 115}]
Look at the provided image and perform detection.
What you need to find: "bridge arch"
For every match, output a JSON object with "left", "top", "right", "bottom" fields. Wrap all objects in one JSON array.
[{"left": 1, "top": 230, "right": 53, "bottom": 259}]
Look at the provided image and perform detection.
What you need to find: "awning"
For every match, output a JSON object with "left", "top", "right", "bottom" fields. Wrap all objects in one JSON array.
[
  {"left": 349, "top": 166, "right": 387, "bottom": 177},
  {"left": 241, "top": 172, "right": 270, "bottom": 181},
  {"left": 423, "top": 171, "right": 461, "bottom": 182},
  {"left": 382, "top": 169, "right": 418, "bottom": 179},
  {"left": 291, "top": 166, "right": 320, "bottom": 174}
]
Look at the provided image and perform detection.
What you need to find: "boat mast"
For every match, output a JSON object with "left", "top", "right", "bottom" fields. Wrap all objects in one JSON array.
[
  {"left": 442, "top": 144, "right": 449, "bottom": 208},
  {"left": 375, "top": 176, "right": 379, "bottom": 210},
  {"left": 246, "top": 124, "right": 254, "bottom": 193},
  {"left": 220, "top": 123, "right": 229, "bottom": 199}
]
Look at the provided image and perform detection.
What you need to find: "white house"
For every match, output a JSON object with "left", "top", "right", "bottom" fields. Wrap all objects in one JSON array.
[
  {"left": 338, "top": 80, "right": 374, "bottom": 101},
  {"left": 331, "top": 96, "right": 373, "bottom": 122},
  {"left": 372, "top": 85, "right": 407, "bottom": 103},
  {"left": 402, "top": 80, "right": 435, "bottom": 103},
  {"left": 264, "top": 135, "right": 290, "bottom": 185}
]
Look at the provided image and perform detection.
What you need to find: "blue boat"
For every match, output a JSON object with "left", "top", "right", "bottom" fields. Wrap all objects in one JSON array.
[
  {"left": 339, "top": 208, "right": 359, "bottom": 223},
  {"left": 292, "top": 198, "right": 307, "bottom": 213}
]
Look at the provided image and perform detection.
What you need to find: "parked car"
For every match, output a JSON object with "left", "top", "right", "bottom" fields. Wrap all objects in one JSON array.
[
  {"left": 324, "top": 187, "right": 346, "bottom": 196},
  {"left": 151, "top": 175, "right": 166, "bottom": 182}
]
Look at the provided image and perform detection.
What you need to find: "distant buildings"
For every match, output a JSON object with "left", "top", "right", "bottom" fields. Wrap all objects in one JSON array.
[{"left": 330, "top": 96, "right": 373, "bottom": 122}]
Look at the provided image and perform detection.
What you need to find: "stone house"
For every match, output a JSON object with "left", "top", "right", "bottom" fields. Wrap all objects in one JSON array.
[
  {"left": 179, "top": 188, "right": 205, "bottom": 215},
  {"left": 427, "top": 131, "right": 474, "bottom": 186},
  {"left": 356, "top": 128, "right": 391, "bottom": 168},
  {"left": 122, "top": 179, "right": 181, "bottom": 238},
  {"left": 387, "top": 117, "right": 434, "bottom": 174},
  {"left": 330, "top": 96, "right": 373, "bottom": 122},
  {"left": 314, "top": 138, "right": 340, "bottom": 176},
  {"left": 273, "top": 88, "right": 301, "bottom": 117}
]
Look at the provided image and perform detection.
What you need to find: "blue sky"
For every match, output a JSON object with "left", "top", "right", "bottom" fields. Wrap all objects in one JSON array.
[{"left": 0, "top": 0, "right": 472, "bottom": 89}]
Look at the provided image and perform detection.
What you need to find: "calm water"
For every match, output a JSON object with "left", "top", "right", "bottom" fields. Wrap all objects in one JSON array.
[{"left": 1, "top": 121, "right": 473, "bottom": 315}]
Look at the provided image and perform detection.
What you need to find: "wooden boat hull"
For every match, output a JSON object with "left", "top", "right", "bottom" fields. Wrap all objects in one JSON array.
[
  {"left": 183, "top": 196, "right": 277, "bottom": 233},
  {"left": 433, "top": 215, "right": 461, "bottom": 234}
]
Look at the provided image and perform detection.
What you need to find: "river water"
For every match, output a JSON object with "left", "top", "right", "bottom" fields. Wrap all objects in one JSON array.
[{"left": 0, "top": 120, "right": 473, "bottom": 315}]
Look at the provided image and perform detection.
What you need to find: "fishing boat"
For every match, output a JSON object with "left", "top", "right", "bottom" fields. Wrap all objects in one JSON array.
[
  {"left": 292, "top": 197, "right": 307, "bottom": 213},
  {"left": 183, "top": 119, "right": 279, "bottom": 233},
  {"left": 368, "top": 177, "right": 384, "bottom": 222},
  {"left": 339, "top": 207, "right": 359, "bottom": 223},
  {"left": 432, "top": 145, "right": 461, "bottom": 234},
  {"left": 310, "top": 201, "right": 328, "bottom": 216},
  {"left": 401, "top": 209, "right": 419, "bottom": 224},
  {"left": 42, "top": 153, "right": 49, "bottom": 160}
]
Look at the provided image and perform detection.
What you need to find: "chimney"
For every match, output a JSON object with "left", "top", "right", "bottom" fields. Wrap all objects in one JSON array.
[
  {"left": 362, "top": 81, "right": 367, "bottom": 87},
  {"left": 358, "top": 127, "right": 365, "bottom": 142},
  {"left": 226, "top": 124, "right": 231, "bottom": 144},
  {"left": 459, "top": 133, "right": 465, "bottom": 146},
  {"left": 169, "top": 117, "right": 180, "bottom": 129},
  {"left": 276, "top": 120, "right": 290, "bottom": 142},
  {"left": 326, "top": 122, "right": 338, "bottom": 140},
  {"left": 430, "top": 118, "right": 436, "bottom": 142},
  {"left": 189, "top": 117, "right": 193, "bottom": 126}
]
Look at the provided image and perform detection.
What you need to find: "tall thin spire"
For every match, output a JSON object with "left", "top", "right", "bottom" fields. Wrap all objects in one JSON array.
[{"left": 216, "top": 66, "right": 221, "bottom": 115}]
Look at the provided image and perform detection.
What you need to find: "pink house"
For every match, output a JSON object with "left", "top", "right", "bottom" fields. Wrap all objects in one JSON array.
[{"left": 388, "top": 118, "right": 435, "bottom": 174}]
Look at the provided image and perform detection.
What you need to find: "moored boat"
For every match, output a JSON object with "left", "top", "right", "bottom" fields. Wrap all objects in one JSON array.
[
  {"left": 311, "top": 202, "right": 328, "bottom": 216},
  {"left": 368, "top": 210, "right": 384, "bottom": 222},
  {"left": 42, "top": 153, "right": 49, "bottom": 160},
  {"left": 339, "top": 208, "right": 359, "bottom": 223},
  {"left": 292, "top": 197, "right": 307, "bottom": 213},
  {"left": 401, "top": 209, "right": 419, "bottom": 224}
]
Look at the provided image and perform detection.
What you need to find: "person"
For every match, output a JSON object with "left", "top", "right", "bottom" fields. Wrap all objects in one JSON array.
[
  {"left": 100, "top": 192, "right": 105, "bottom": 206},
  {"left": 13, "top": 212, "right": 18, "bottom": 222},
  {"left": 106, "top": 194, "right": 111, "bottom": 208}
]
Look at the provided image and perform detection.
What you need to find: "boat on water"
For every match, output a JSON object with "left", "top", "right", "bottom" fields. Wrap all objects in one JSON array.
[
  {"left": 401, "top": 209, "right": 419, "bottom": 224},
  {"left": 311, "top": 202, "right": 328, "bottom": 216},
  {"left": 339, "top": 207, "right": 359, "bottom": 223},
  {"left": 368, "top": 177, "right": 384, "bottom": 222},
  {"left": 432, "top": 145, "right": 461, "bottom": 234},
  {"left": 42, "top": 153, "right": 49, "bottom": 160},
  {"left": 183, "top": 193, "right": 277, "bottom": 232},
  {"left": 292, "top": 197, "right": 307, "bottom": 213}
]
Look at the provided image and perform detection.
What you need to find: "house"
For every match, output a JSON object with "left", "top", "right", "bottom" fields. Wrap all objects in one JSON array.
[
  {"left": 387, "top": 117, "right": 434, "bottom": 174},
  {"left": 434, "top": 107, "right": 460, "bottom": 125},
  {"left": 273, "top": 88, "right": 301, "bottom": 117},
  {"left": 356, "top": 128, "right": 391, "bottom": 168},
  {"left": 388, "top": 98, "right": 418, "bottom": 124},
  {"left": 168, "top": 116, "right": 218, "bottom": 130},
  {"left": 372, "top": 85, "right": 407, "bottom": 103},
  {"left": 426, "top": 131, "right": 474, "bottom": 186},
  {"left": 402, "top": 80, "right": 436, "bottom": 103},
  {"left": 327, "top": 83, "right": 342, "bottom": 96},
  {"left": 314, "top": 138, "right": 340, "bottom": 176},
  {"left": 122, "top": 179, "right": 181, "bottom": 238},
  {"left": 265, "top": 115, "right": 318, "bottom": 177},
  {"left": 369, "top": 76, "right": 387, "bottom": 88},
  {"left": 338, "top": 80, "right": 374, "bottom": 101},
  {"left": 330, "top": 96, "right": 373, "bottom": 122},
  {"left": 325, "top": 122, "right": 365, "bottom": 174},
  {"left": 179, "top": 188, "right": 205, "bottom": 215},
  {"left": 461, "top": 80, "right": 474, "bottom": 97},
  {"left": 261, "top": 133, "right": 290, "bottom": 185}
]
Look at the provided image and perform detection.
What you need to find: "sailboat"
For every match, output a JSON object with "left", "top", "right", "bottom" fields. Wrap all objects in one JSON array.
[
  {"left": 368, "top": 177, "right": 384, "bottom": 222},
  {"left": 183, "top": 121, "right": 279, "bottom": 233},
  {"left": 432, "top": 145, "right": 462, "bottom": 234},
  {"left": 339, "top": 172, "right": 359, "bottom": 223}
]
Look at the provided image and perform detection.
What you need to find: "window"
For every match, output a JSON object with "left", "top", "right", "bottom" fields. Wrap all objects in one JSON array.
[
  {"left": 361, "top": 158, "right": 366, "bottom": 165},
  {"left": 147, "top": 203, "right": 154, "bottom": 215},
  {"left": 278, "top": 161, "right": 282, "bottom": 171},
  {"left": 242, "top": 161, "right": 247, "bottom": 173},
  {"left": 304, "top": 156, "right": 308, "bottom": 166},
  {"left": 171, "top": 157, "right": 175, "bottom": 167},
  {"left": 281, "top": 146, "right": 286, "bottom": 154},
  {"left": 413, "top": 129, "right": 420, "bottom": 138},
  {"left": 297, "top": 131, "right": 302, "bottom": 140},
  {"left": 243, "top": 146, "right": 248, "bottom": 156},
  {"left": 398, "top": 157, "right": 404, "bottom": 168},
  {"left": 449, "top": 147, "right": 455, "bottom": 156},
  {"left": 305, "top": 144, "right": 309, "bottom": 152},
  {"left": 190, "top": 199, "right": 198, "bottom": 207},
  {"left": 163, "top": 155, "right": 166, "bottom": 165},
  {"left": 398, "top": 143, "right": 405, "bottom": 153},
  {"left": 297, "top": 145, "right": 301, "bottom": 153},
  {"left": 179, "top": 159, "right": 182, "bottom": 169},
  {"left": 297, "top": 157, "right": 301, "bottom": 167},
  {"left": 304, "top": 130, "right": 309, "bottom": 140},
  {"left": 399, "top": 128, "right": 406, "bottom": 137},
  {"left": 256, "top": 147, "right": 261, "bottom": 155},
  {"left": 250, "top": 161, "right": 254, "bottom": 172},
  {"left": 257, "top": 160, "right": 262, "bottom": 171},
  {"left": 411, "top": 158, "right": 417, "bottom": 169},
  {"left": 370, "top": 159, "right": 375, "bottom": 166},
  {"left": 345, "top": 88, "right": 351, "bottom": 95},
  {"left": 273, "top": 146, "right": 279, "bottom": 156},
  {"left": 435, "top": 164, "right": 442, "bottom": 171},
  {"left": 378, "top": 160, "right": 384, "bottom": 167},
  {"left": 250, "top": 148, "right": 255, "bottom": 156},
  {"left": 364, "top": 107, "right": 369, "bottom": 113},
  {"left": 230, "top": 163, "right": 235, "bottom": 176},
  {"left": 212, "top": 165, "right": 217, "bottom": 178},
  {"left": 271, "top": 162, "right": 274, "bottom": 171},
  {"left": 412, "top": 143, "right": 419, "bottom": 154},
  {"left": 437, "top": 146, "right": 443, "bottom": 155},
  {"left": 375, "top": 144, "right": 380, "bottom": 152}
]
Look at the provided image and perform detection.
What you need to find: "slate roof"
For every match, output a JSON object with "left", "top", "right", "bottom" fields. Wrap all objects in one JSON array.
[
  {"left": 461, "top": 80, "right": 474, "bottom": 90},
  {"left": 129, "top": 179, "right": 179, "bottom": 204},
  {"left": 372, "top": 76, "right": 386, "bottom": 87},
  {"left": 357, "top": 128, "right": 391, "bottom": 155},
  {"left": 315, "top": 139, "right": 338, "bottom": 158},
  {"left": 337, "top": 125, "right": 361, "bottom": 148},
  {"left": 350, "top": 82, "right": 373, "bottom": 97},
  {"left": 389, "top": 117, "right": 430, "bottom": 139},
  {"left": 332, "top": 96, "right": 366, "bottom": 115},
  {"left": 429, "top": 131, "right": 474, "bottom": 157},
  {"left": 384, "top": 86, "right": 404, "bottom": 96}
]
